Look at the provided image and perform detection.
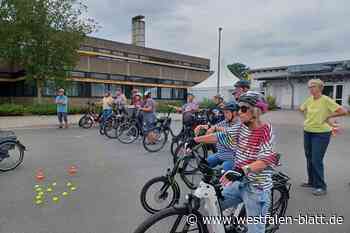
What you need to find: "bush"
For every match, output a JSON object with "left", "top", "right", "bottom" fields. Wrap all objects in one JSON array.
[
  {"left": 0, "top": 103, "right": 86, "bottom": 116},
  {"left": 266, "top": 95, "right": 278, "bottom": 110},
  {"left": 199, "top": 98, "right": 216, "bottom": 109}
]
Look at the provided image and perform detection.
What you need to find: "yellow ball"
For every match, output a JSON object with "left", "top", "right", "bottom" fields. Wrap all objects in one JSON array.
[
  {"left": 34, "top": 184, "right": 41, "bottom": 189},
  {"left": 35, "top": 200, "right": 43, "bottom": 205},
  {"left": 35, "top": 188, "right": 42, "bottom": 192},
  {"left": 52, "top": 182, "right": 57, "bottom": 187},
  {"left": 52, "top": 196, "right": 59, "bottom": 202},
  {"left": 46, "top": 188, "right": 53, "bottom": 192},
  {"left": 35, "top": 195, "right": 43, "bottom": 200},
  {"left": 62, "top": 192, "right": 68, "bottom": 196},
  {"left": 66, "top": 182, "right": 72, "bottom": 187},
  {"left": 70, "top": 187, "right": 77, "bottom": 191},
  {"left": 38, "top": 191, "right": 44, "bottom": 196}
]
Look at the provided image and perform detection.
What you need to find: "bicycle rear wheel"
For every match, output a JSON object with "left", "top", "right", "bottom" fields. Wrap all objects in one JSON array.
[
  {"left": 133, "top": 207, "right": 207, "bottom": 233},
  {"left": 143, "top": 129, "right": 168, "bottom": 153},
  {"left": 117, "top": 122, "right": 139, "bottom": 144},
  {"left": 79, "top": 115, "right": 93, "bottom": 129},
  {"left": 104, "top": 117, "right": 119, "bottom": 139},
  {"left": 0, "top": 141, "right": 24, "bottom": 172}
]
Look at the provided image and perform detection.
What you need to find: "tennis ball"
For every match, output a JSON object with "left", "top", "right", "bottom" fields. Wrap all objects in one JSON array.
[{"left": 52, "top": 196, "right": 59, "bottom": 202}]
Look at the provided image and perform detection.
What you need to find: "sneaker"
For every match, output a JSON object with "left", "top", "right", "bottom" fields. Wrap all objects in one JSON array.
[
  {"left": 312, "top": 188, "right": 327, "bottom": 196},
  {"left": 300, "top": 182, "right": 313, "bottom": 188}
]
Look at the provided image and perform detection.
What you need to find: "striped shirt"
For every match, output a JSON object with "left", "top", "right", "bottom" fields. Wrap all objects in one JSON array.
[
  {"left": 215, "top": 120, "right": 239, "bottom": 161},
  {"left": 216, "top": 123, "right": 277, "bottom": 190}
]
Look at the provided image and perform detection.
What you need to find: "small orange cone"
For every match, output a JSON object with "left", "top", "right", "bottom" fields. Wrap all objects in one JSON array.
[
  {"left": 68, "top": 165, "right": 78, "bottom": 176},
  {"left": 35, "top": 169, "right": 45, "bottom": 181}
]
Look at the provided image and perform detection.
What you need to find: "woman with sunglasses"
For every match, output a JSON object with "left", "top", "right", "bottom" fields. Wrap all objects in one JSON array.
[
  {"left": 188, "top": 91, "right": 276, "bottom": 233},
  {"left": 299, "top": 79, "right": 347, "bottom": 196}
]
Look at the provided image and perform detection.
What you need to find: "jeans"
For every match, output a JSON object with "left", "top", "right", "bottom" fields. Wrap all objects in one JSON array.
[
  {"left": 207, "top": 153, "right": 234, "bottom": 172},
  {"left": 221, "top": 180, "right": 271, "bottom": 233},
  {"left": 304, "top": 131, "right": 331, "bottom": 190},
  {"left": 100, "top": 109, "right": 113, "bottom": 128},
  {"left": 57, "top": 112, "right": 68, "bottom": 123}
]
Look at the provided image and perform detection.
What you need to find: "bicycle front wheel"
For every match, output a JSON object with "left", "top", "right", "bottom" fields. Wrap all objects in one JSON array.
[
  {"left": 143, "top": 129, "right": 168, "bottom": 153},
  {"left": 117, "top": 122, "right": 139, "bottom": 144},
  {"left": 140, "top": 176, "right": 180, "bottom": 214},
  {"left": 104, "top": 118, "right": 119, "bottom": 139},
  {"left": 0, "top": 141, "right": 24, "bottom": 172},
  {"left": 133, "top": 207, "right": 207, "bottom": 233},
  {"left": 79, "top": 115, "right": 93, "bottom": 129}
]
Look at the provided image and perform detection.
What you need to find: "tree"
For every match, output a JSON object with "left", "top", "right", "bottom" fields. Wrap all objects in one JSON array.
[
  {"left": 0, "top": 0, "right": 98, "bottom": 103},
  {"left": 227, "top": 62, "right": 250, "bottom": 80}
]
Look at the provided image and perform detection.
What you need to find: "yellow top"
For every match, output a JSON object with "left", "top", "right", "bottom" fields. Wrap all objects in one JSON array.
[
  {"left": 102, "top": 96, "right": 114, "bottom": 110},
  {"left": 300, "top": 95, "right": 340, "bottom": 133}
]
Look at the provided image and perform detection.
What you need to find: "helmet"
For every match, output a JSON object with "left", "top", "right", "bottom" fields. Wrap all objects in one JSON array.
[
  {"left": 234, "top": 80, "right": 250, "bottom": 88},
  {"left": 223, "top": 101, "right": 240, "bottom": 112},
  {"left": 238, "top": 91, "right": 268, "bottom": 113},
  {"left": 134, "top": 92, "right": 142, "bottom": 97},
  {"left": 144, "top": 91, "right": 151, "bottom": 97},
  {"left": 214, "top": 94, "right": 224, "bottom": 100}
]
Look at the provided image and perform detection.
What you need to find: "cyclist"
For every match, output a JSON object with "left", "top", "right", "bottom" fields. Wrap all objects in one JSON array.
[
  {"left": 189, "top": 91, "right": 276, "bottom": 233},
  {"left": 232, "top": 79, "right": 250, "bottom": 101},
  {"left": 100, "top": 91, "right": 114, "bottom": 130},
  {"left": 133, "top": 92, "right": 143, "bottom": 108},
  {"left": 140, "top": 91, "right": 157, "bottom": 144},
  {"left": 195, "top": 101, "right": 240, "bottom": 172},
  {"left": 176, "top": 93, "right": 199, "bottom": 127},
  {"left": 114, "top": 88, "right": 127, "bottom": 114},
  {"left": 209, "top": 94, "right": 225, "bottom": 124}
]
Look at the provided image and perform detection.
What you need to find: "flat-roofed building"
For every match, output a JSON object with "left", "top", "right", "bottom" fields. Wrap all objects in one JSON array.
[
  {"left": 250, "top": 60, "right": 350, "bottom": 109},
  {"left": 0, "top": 16, "right": 211, "bottom": 106}
]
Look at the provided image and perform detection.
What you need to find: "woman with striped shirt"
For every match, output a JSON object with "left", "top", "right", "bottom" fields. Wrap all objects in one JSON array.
[{"left": 189, "top": 91, "right": 277, "bottom": 233}]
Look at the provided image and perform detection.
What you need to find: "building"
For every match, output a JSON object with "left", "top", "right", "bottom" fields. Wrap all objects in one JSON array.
[
  {"left": 0, "top": 16, "right": 211, "bottom": 106},
  {"left": 250, "top": 60, "right": 350, "bottom": 109}
]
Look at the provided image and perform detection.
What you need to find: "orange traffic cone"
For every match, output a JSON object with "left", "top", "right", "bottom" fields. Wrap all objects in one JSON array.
[
  {"left": 35, "top": 169, "right": 45, "bottom": 181},
  {"left": 68, "top": 165, "right": 78, "bottom": 176}
]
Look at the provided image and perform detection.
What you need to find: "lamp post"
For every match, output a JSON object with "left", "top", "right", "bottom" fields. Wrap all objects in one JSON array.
[{"left": 217, "top": 27, "right": 223, "bottom": 95}]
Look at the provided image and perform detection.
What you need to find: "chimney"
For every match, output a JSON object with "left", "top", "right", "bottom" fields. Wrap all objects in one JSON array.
[{"left": 132, "top": 15, "right": 145, "bottom": 47}]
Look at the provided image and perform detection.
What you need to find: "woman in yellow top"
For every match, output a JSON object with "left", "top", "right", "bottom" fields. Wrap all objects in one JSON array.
[{"left": 299, "top": 79, "right": 347, "bottom": 196}]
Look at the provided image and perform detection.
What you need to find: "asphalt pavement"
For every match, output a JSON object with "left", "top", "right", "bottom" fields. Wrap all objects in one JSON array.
[{"left": 0, "top": 114, "right": 350, "bottom": 233}]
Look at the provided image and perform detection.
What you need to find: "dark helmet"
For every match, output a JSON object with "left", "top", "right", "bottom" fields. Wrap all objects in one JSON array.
[
  {"left": 238, "top": 91, "right": 268, "bottom": 113},
  {"left": 223, "top": 101, "right": 240, "bottom": 112},
  {"left": 234, "top": 80, "right": 250, "bottom": 88}
]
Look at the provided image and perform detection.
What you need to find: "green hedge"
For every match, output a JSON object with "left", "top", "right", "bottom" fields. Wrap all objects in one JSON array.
[
  {"left": 0, "top": 103, "right": 86, "bottom": 116},
  {"left": 199, "top": 98, "right": 216, "bottom": 109},
  {"left": 157, "top": 100, "right": 183, "bottom": 113}
]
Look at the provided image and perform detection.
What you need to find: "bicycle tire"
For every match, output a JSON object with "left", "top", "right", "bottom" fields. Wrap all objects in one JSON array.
[
  {"left": 143, "top": 129, "right": 168, "bottom": 153},
  {"left": 133, "top": 207, "right": 207, "bottom": 233},
  {"left": 140, "top": 176, "right": 180, "bottom": 214},
  {"left": 0, "top": 141, "right": 24, "bottom": 172},
  {"left": 116, "top": 122, "right": 139, "bottom": 144},
  {"left": 104, "top": 117, "right": 119, "bottom": 139},
  {"left": 79, "top": 115, "right": 93, "bottom": 129}
]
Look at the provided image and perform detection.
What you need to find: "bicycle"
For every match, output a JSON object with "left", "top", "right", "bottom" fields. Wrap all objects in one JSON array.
[
  {"left": 140, "top": 142, "right": 210, "bottom": 213},
  {"left": 0, "top": 130, "right": 26, "bottom": 172},
  {"left": 135, "top": 154, "right": 291, "bottom": 233},
  {"left": 78, "top": 102, "right": 102, "bottom": 129},
  {"left": 103, "top": 103, "right": 128, "bottom": 139}
]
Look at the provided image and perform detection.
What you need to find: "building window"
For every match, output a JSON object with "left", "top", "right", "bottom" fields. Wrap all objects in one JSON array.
[
  {"left": 91, "top": 73, "right": 109, "bottom": 80},
  {"left": 160, "top": 88, "right": 172, "bottom": 99},
  {"left": 70, "top": 71, "right": 85, "bottom": 78},
  {"left": 80, "top": 46, "right": 93, "bottom": 51},
  {"left": 110, "top": 84, "right": 123, "bottom": 95},
  {"left": 43, "top": 80, "right": 56, "bottom": 96},
  {"left": 173, "top": 88, "right": 185, "bottom": 99},
  {"left": 91, "top": 83, "right": 106, "bottom": 97},
  {"left": 66, "top": 82, "right": 80, "bottom": 97},
  {"left": 97, "top": 48, "right": 111, "bottom": 54},
  {"left": 110, "top": 75, "right": 125, "bottom": 81}
]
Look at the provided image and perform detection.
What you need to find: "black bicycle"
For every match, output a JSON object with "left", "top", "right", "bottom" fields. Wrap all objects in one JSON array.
[
  {"left": 103, "top": 103, "right": 128, "bottom": 139},
  {"left": 0, "top": 130, "right": 26, "bottom": 172},
  {"left": 140, "top": 142, "right": 210, "bottom": 213},
  {"left": 78, "top": 102, "right": 102, "bottom": 129},
  {"left": 135, "top": 156, "right": 290, "bottom": 233}
]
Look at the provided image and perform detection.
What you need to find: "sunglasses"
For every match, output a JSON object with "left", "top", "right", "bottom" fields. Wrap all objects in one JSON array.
[{"left": 239, "top": 105, "right": 250, "bottom": 113}]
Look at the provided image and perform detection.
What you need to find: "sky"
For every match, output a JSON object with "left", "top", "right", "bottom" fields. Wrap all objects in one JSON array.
[{"left": 85, "top": 0, "right": 350, "bottom": 72}]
